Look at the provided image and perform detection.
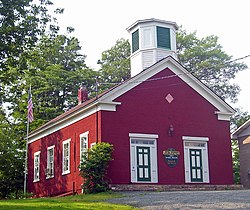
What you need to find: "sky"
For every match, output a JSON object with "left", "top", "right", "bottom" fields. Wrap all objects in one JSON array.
[{"left": 52, "top": 0, "right": 250, "bottom": 112}]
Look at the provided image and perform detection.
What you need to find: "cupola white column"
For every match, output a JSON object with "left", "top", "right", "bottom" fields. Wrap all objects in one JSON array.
[{"left": 127, "top": 18, "right": 178, "bottom": 77}]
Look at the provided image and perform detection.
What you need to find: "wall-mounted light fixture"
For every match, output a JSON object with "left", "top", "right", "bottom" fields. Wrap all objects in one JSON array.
[{"left": 168, "top": 124, "right": 174, "bottom": 136}]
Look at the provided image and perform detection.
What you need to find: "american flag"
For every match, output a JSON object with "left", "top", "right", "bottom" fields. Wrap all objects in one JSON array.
[{"left": 27, "top": 87, "right": 34, "bottom": 123}]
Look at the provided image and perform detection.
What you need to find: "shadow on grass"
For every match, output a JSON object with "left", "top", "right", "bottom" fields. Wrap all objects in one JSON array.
[{"left": 0, "top": 192, "right": 137, "bottom": 210}]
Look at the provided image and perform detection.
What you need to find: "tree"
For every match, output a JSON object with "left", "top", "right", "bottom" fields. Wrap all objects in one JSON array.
[
  {"left": 0, "top": 0, "right": 98, "bottom": 197},
  {"left": 177, "top": 28, "right": 247, "bottom": 103},
  {"left": 79, "top": 142, "right": 113, "bottom": 193},
  {"left": 0, "top": 113, "right": 24, "bottom": 198},
  {"left": 3, "top": 33, "right": 97, "bottom": 145},
  {"left": 0, "top": 0, "right": 61, "bottom": 198},
  {"left": 231, "top": 108, "right": 250, "bottom": 129},
  {"left": 97, "top": 29, "right": 247, "bottom": 103},
  {"left": 98, "top": 38, "right": 130, "bottom": 91},
  {"left": 0, "top": 0, "right": 59, "bottom": 89}
]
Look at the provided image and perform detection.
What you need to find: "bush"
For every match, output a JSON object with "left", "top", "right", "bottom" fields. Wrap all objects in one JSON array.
[{"left": 79, "top": 142, "right": 113, "bottom": 193}]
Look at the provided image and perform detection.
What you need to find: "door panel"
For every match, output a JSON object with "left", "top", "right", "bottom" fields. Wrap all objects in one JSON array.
[
  {"left": 190, "top": 149, "right": 203, "bottom": 182},
  {"left": 137, "top": 146, "right": 151, "bottom": 181}
]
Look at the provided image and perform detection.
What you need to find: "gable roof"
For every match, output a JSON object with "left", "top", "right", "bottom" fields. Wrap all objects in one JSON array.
[
  {"left": 232, "top": 119, "right": 250, "bottom": 139},
  {"left": 28, "top": 56, "right": 235, "bottom": 143}
]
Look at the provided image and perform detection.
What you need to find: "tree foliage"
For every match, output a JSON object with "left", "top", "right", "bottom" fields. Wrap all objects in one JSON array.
[
  {"left": 6, "top": 34, "right": 97, "bottom": 131},
  {"left": 79, "top": 142, "right": 114, "bottom": 193},
  {"left": 97, "top": 29, "right": 247, "bottom": 103},
  {"left": 231, "top": 108, "right": 250, "bottom": 130},
  {"left": 0, "top": 0, "right": 57, "bottom": 85},
  {"left": 0, "top": 0, "right": 96, "bottom": 197},
  {"left": 231, "top": 140, "right": 240, "bottom": 184},
  {"left": 98, "top": 38, "right": 130, "bottom": 91},
  {"left": 0, "top": 113, "right": 24, "bottom": 198},
  {"left": 176, "top": 28, "right": 247, "bottom": 103}
]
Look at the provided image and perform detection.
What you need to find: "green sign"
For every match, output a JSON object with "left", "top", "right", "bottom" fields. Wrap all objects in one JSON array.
[{"left": 163, "top": 148, "right": 180, "bottom": 167}]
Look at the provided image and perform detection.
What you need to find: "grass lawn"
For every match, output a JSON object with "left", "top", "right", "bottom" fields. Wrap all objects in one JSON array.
[{"left": 0, "top": 192, "right": 137, "bottom": 210}]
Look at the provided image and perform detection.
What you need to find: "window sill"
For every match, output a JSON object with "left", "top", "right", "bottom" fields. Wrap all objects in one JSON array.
[
  {"left": 62, "top": 171, "right": 70, "bottom": 175},
  {"left": 33, "top": 179, "right": 40, "bottom": 183},
  {"left": 46, "top": 175, "right": 54, "bottom": 179}
]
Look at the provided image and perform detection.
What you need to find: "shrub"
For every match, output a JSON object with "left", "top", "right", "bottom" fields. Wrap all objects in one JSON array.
[{"left": 79, "top": 142, "right": 113, "bottom": 193}]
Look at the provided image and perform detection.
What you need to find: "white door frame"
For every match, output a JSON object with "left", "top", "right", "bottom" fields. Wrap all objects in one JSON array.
[
  {"left": 129, "top": 133, "right": 158, "bottom": 183},
  {"left": 183, "top": 136, "right": 210, "bottom": 183}
]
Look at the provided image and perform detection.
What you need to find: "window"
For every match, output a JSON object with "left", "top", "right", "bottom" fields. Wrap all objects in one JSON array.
[
  {"left": 34, "top": 151, "right": 40, "bottom": 182},
  {"left": 156, "top": 26, "right": 171, "bottom": 49},
  {"left": 62, "top": 139, "right": 71, "bottom": 175},
  {"left": 132, "top": 29, "right": 139, "bottom": 53},
  {"left": 47, "top": 145, "right": 55, "bottom": 178},
  {"left": 80, "top": 131, "right": 89, "bottom": 163}
]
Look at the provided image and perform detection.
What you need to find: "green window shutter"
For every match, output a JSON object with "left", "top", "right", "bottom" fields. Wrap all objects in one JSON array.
[
  {"left": 157, "top": 26, "right": 171, "bottom": 49},
  {"left": 132, "top": 29, "right": 139, "bottom": 53}
]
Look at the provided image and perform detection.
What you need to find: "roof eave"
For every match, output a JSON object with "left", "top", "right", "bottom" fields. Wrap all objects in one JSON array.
[{"left": 231, "top": 119, "right": 250, "bottom": 139}]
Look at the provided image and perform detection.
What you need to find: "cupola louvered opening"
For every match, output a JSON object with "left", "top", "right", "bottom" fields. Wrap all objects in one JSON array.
[
  {"left": 156, "top": 26, "right": 171, "bottom": 49},
  {"left": 132, "top": 29, "right": 139, "bottom": 53}
]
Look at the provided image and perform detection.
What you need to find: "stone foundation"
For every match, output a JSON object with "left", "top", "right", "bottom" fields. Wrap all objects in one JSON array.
[{"left": 109, "top": 184, "right": 244, "bottom": 191}]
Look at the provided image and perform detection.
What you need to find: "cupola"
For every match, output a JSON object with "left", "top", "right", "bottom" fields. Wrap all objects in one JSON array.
[{"left": 127, "top": 18, "right": 178, "bottom": 77}]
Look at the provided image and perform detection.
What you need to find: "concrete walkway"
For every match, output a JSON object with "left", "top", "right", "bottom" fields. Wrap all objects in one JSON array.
[{"left": 107, "top": 190, "right": 250, "bottom": 209}]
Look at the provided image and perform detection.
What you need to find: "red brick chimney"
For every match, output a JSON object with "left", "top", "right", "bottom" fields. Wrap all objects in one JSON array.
[{"left": 78, "top": 83, "right": 89, "bottom": 104}]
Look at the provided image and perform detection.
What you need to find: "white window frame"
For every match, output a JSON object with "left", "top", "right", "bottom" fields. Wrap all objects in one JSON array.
[
  {"left": 90, "top": 142, "right": 96, "bottom": 148},
  {"left": 80, "top": 131, "right": 89, "bottom": 163},
  {"left": 46, "top": 145, "right": 55, "bottom": 179},
  {"left": 62, "top": 139, "right": 71, "bottom": 175},
  {"left": 33, "top": 151, "right": 41, "bottom": 182},
  {"left": 182, "top": 136, "right": 210, "bottom": 183}
]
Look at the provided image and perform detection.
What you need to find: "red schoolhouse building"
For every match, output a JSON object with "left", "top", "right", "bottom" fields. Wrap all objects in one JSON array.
[{"left": 27, "top": 19, "right": 235, "bottom": 197}]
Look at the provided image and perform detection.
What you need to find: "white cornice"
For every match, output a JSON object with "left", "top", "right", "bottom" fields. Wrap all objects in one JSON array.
[
  {"left": 28, "top": 101, "right": 121, "bottom": 144},
  {"left": 129, "top": 133, "right": 159, "bottom": 139},
  {"left": 100, "top": 56, "right": 235, "bottom": 120},
  {"left": 182, "top": 136, "right": 209, "bottom": 141},
  {"left": 126, "top": 18, "right": 178, "bottom": 32},
  {"left": 28, "top": 56, "right": 235, "bottom": 144}
]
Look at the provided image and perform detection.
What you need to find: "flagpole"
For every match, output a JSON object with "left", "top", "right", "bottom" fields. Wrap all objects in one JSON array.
[
  {"left": 24, "top": 116, "right": 29, "bottom": 194},
  {"left": 24, "top": 85, "right": 32, "bottom": 195}
]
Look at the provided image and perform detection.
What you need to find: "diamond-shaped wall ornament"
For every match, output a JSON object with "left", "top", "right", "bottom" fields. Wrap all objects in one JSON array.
[{"left": 165, "top": 94, "right": 174, "bottom": 103}]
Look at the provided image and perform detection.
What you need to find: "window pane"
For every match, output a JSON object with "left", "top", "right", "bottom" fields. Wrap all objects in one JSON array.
[
  {"left": 63, "top": 141, "right": 70, "bottom": 173},
  {"left": 157, "top": 26, "right": 170, "bottom": 49},
  {"left": 132, "top": 29, "right": 139, "bottom": 53}
]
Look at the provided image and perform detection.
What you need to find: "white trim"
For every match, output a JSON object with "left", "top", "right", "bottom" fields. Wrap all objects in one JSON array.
[
  {"left": 99, "top": 57, "right": 235, "bottom": 120},
  {"left": 130, "top": 134, "right": 158, "bottom": 183},
  {"left": 47, "top": 145, "right": 55, "bottom": 150},
  {"left": 62, "top": 139, "right": 71, "bottom": 175},
  {"left": 215, "top": 111, "right": 232, "bottom": 121},
  {"left": 232, "top": 118, "right": 250, "bottom": 139},
  {"left": 46, "top": 145, "right": 55, "bottom": 179},
  {"left": 80, "top": 131, "right": 89, "bottom": 164},
  {"left": 28, "top": 56, "right": 234, "bottom": 145},
  {"left": 90, "top": 142, "right": 96, "bottom": 148},
  {"left": 33, "top": 151, "right": 41, "bottom": 183},
  {"left": 28, "top": 102, "right": 121, "bottom": 144},
  {"left": 129, "top": 133, "right": 159, "bottom": 139},
  {"left": 183, "top": 136, "right": 210, "bottom": 183},
  {"left": 182, "top": 136, "right": 209, "bottom": 142}
]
